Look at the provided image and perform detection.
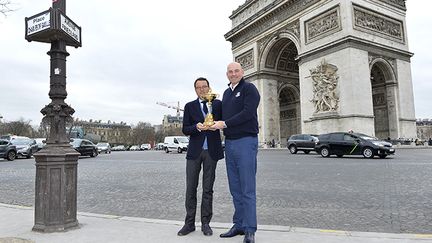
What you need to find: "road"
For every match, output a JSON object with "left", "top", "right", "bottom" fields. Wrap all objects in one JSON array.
[{"left": 1, "top": 148, "right": 431, "bottom": 233}]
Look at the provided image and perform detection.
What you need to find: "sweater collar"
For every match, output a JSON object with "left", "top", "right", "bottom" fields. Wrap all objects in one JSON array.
[{"left": 228, "top": 78, "right": 245, "bottom": 91}]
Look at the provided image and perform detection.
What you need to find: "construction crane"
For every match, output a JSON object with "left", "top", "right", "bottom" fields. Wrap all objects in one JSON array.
[{"left": 156, "top": 101, "right": 184, "bottom": 118}]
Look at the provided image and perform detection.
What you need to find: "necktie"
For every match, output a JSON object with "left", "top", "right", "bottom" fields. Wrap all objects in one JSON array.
[
  {"left": 201, "top": 101, "right": 208, "bottom": 114},
  {"left": 200, "top": 100, "right": 208, "bottom": 150}
]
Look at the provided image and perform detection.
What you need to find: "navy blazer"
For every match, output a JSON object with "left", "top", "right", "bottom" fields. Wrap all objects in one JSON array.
[{"left": 182, "top": 98, "right": 224, "bottom": 161}]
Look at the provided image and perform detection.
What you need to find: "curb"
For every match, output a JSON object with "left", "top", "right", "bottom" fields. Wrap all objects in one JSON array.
[{"left": 1, "top": 203, "right": 431, "bottom": 241}]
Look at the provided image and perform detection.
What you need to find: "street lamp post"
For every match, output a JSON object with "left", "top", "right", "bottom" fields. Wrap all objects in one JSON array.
[{"left": 25, "top": 0, "right": 82, "bottom": 232}]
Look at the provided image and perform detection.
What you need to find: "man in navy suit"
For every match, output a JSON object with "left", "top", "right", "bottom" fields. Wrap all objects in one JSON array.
[{"left": 177, "top": 77, "right": 224, "bottom": 237}]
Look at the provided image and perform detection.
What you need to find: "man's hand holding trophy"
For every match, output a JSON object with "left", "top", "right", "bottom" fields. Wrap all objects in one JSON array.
[{"left": 200, "top": 89, "right": 219, "bottom": 131}]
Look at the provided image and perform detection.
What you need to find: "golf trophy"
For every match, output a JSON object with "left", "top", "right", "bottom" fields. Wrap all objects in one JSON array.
[{"left": 203, "top": 89, "right": 219, "bottom": 127}]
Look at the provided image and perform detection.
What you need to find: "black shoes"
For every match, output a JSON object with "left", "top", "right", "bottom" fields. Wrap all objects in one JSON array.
[
  {"left": 219, "top": 225, "right": 245, "bottom": 238},
  {"left": 201, "top": 223, "right": 213, "bottom": 236},
  {"left": 177, "top": 224, "right": 195, "bottom": 236},
  {"left": 243, "top": 232, "right": 255, "bottom": 243}
]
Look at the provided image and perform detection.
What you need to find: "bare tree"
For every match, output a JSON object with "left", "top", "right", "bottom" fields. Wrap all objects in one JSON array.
[
  {"left": 130, "top": 122, "right": 155, "bottom": 145},
  {"left": 0, "top": 0, "right": 14, "bottom": 16},
  {"left": 0, "top": 118, "right": 35, "bottom": 137}
]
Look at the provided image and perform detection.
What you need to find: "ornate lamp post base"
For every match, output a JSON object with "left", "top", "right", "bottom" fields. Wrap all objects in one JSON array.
[{"left": 33, "top": 144, "right": 79, "bottom": 232}]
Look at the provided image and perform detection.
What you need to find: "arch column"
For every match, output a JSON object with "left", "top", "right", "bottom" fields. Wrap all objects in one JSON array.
[{"left": 251, "top": 76, "right": 280, "bottom": 146}]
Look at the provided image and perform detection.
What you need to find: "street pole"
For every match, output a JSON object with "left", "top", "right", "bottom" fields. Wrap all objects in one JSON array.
[{"left": 26, "top": 0, "right": 81, "bottom": 232}]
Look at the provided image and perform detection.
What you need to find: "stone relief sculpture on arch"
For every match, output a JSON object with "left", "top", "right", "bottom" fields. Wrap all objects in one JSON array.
[{"left": 308, "top": 60, "right": 340, "bottom": 113}]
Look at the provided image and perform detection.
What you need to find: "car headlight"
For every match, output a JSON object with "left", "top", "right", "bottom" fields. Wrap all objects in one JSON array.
[{"left": 372, "top": 142, "right": 384, "bottom": 147}]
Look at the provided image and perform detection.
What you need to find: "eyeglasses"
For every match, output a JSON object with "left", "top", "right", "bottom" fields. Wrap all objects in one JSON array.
[{"left": 195, "top": 86, "right": 209, "bottom": 90}]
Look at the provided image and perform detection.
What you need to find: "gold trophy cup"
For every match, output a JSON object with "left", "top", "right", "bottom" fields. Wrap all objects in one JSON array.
[{"left": 202, "top": 89, "right": 219, "bottom": 127}]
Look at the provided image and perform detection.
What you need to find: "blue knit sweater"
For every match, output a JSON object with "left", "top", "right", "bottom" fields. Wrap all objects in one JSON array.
[{"left": 222, "top": 78, "right": 260, "bottom": 139}]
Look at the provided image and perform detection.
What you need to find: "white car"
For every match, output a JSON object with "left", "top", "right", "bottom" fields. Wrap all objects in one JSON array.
[
  {"left": 140, "top": 143, "right": 151, "bottom": 150},
  {"left": 111, "top": 145, "right": 126, "bottom": 151},
  {"left": 96, "top": 142, "right": 111, "bottom": 154},
  {"left": 129, "top": 145, "right": 140, "bottom": 151}
]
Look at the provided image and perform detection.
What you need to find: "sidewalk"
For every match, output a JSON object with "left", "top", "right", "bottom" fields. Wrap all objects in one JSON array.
[{"left": 1, "top": 204, "right": 431, "bottom": 243}]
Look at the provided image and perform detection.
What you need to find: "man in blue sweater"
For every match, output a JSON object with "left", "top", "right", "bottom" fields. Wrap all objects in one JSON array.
[{"left": 212, "top": 62, "right": 260, "bottom": 243}]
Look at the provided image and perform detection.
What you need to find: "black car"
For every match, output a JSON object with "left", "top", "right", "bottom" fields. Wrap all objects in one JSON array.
[
  {"left": 315, "top": 132, "right": 395, "bottom": 159},
  {"left": 0, "top": 139, "right": 17, "bottom": 161},
  {"left": 287, "top": 134, "right": 318, "bottom": 154},
  {"left": 70, "top": 138, "right": 98, "bottom": 157}
]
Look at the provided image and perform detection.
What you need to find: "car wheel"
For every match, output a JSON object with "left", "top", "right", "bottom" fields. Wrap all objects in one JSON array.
[
  {"left": 165, "top": 147, "right": 169, "bottom": 153},
  {"left": 288, "top": 145, "right": 297, "bottom": 154},
  {"left": 362, "top": 147, "right": 374, "bottom": 158},
  {"left": 320, "top": 147, "right": 330, "bottom": 157},
  {"left": 26, "top": 151, "right": 32, "bottom": 159},
  {"left": 379, "top": 154, "right": 387, "bottom": 159},
  {"left": 177, "top": 147, "right": 182, "bottom": 153},
  {"left": 7, "top": 151, "right": 16, "bottom": 161},
  {"left": 90, "top": 150, "right": 98, "bottom": 157},
  {"left": 304, "top": 151, "right": 310, "bottom": 154}
]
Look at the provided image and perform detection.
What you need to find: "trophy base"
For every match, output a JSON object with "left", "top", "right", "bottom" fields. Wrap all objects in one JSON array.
[{"left": 203, "top": 121, "right": 215, "bottom": 127}]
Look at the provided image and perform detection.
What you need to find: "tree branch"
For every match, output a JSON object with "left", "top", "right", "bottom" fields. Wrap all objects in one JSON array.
[{"left": 0, "top": 0, "right": 14, "bottom": 16}]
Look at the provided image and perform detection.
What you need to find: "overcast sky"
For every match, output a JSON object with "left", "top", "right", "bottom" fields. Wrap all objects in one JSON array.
[{"left": 0, "top": 0, "right": 430, "bottom": 127}]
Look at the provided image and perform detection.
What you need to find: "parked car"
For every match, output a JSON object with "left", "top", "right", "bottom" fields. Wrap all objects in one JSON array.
[
  {"left": 34, "top": 138, "right": 47, "bottom": 151},
  {"left": 96, "top": 142, "right": 111, "bottom": 154},
  {"left": 10, "top": 137, "right": 38, "bottom": 158},
  {"left": 112, "top": 145, "right": 126, "bottom": 151},
  {"left": 164, "top": 136, "right": 189, "bottom": 153},
  {"left": 129, "top": 145, "right": 140, "bottom": 151},
  {"left": 0, "top": 139, "right": 17, "bottom": 161},
  {"left": 140, "top": 143, "right": 151, "bottom": 150},
  {"left": 155, "top": 143, "right": 164, "bottom": 150},
  {"left": 315, "top": 132, "right": 395, "bottom": 159},
  {"left": 287, "top": 134, "right": 318, "bottom": 154},
  {"left": 70, "top": 138, "right": 98, "bottom": 157}
]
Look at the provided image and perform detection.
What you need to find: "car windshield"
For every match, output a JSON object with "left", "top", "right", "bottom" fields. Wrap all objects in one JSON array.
[
  {"left": 177, "top": 137, "right": 189, "bottom": 143},
  {"left": 355, "top": 133, "right": 378, "bottom": 140},
  {"left": 70, "top": 139, "right": 81, "bottom": 147},
  {"left": 11, "top": 139, "right": 31, "bottom": 145}
]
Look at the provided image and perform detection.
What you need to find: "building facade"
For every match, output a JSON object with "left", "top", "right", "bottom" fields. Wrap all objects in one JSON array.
[
  {"left": 225, "top": 0, "right": 416, "bottom": 145},
  {"left": 72, "top": 119, "right": 131, "bottom": 145}
]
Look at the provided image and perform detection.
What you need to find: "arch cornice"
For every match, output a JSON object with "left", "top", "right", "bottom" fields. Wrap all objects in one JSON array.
[
  {"left": 225, "top": 0, "right": 320, "bottom": 49},
  {"left": 245, "top": 70, "right": 299, "bottom": 82}
]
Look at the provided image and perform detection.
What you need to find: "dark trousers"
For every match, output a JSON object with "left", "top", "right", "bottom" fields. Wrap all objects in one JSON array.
[
  {"left": 225, "top": 136, "right": 258, "bottom": 233},
  {"left": 184, "top": 150, "right": 217, "bottom": 226}
]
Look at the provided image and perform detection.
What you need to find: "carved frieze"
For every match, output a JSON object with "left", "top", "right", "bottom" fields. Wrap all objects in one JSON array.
[
  {"left": 235, "top": 49, "right": 255, "bottom": 71},
  {"left": 353, "top": 4, "right": 404, "bottom": 42},
  {"left": 305, "top": 6, "right": 341, "bottom": 43},
  {"left": 308, "top": 60, "right": 339, "bottom": 113},
  {"left": 231, "top": 0, "right": 274, "bottom": 28},
  {"left": 280, "top": 108, "right": 297, "bottom": 119},
  {"left": 373, "top": 93, "right": 386, "bottom": 106},
  {"left": 226, "top": 0, "right": 321, "bottom": 49},
  {"left": 378, "top": 0, "right": 406, "bottom": 10}
]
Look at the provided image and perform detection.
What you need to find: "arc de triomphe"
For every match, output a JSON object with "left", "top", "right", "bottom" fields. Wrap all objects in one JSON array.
[{"left": 225, "top": 0, "right": 416, "bottom": 145}]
